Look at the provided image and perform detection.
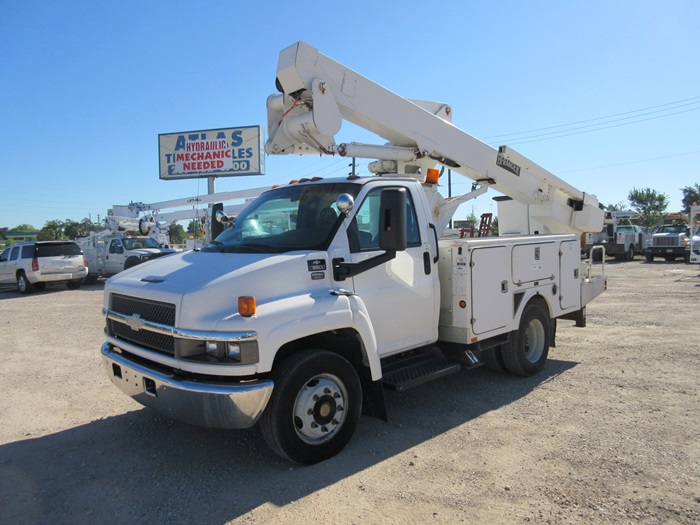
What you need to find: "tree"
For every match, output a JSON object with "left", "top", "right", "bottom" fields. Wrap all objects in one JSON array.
[
  {"left": 187, "top": 218, "right": 204, "bottom": 238},
  {"left": 605, "top": 201, "right": 629, "bottom": 212},
  {"left": 169, "top": 224, "right": 187, "bottom": 244},
  {"left": 627, "top": 187, "right": 668, "bottom": 228},
  {"left": 680, "top": 183, "right": 700, "bottom": 212},
  {"left": 490, "top": 216, "right": 499, "bottom": 236},
  {"left": 9, "top": 224, "right": 37, "bottom": 232},
  {"left": 38, "top": 220, "right": 65, "bottom": 241},
  {"left": 63, "top": 219, "right": 88, "bottom": 240}
]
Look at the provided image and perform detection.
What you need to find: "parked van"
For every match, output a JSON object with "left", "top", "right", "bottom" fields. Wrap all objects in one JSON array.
[{"left": 0, "top": 241, "right": 88, "bottom": 293}]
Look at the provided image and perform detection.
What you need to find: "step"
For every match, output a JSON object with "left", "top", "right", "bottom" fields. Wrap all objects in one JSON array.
[{"left": 382, "top": 349, "right": 461, "bottom": 392}]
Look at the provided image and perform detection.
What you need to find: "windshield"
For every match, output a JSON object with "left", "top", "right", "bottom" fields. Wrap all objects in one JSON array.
[
  {"left": 122, "top": 237, "right": 161, "bottom": 250},
  {"left": 656, "top": 225, "right": 687, "bottom": 234},
  {"left": 204, "top": 183, "right": 359, "bottom": 254}
]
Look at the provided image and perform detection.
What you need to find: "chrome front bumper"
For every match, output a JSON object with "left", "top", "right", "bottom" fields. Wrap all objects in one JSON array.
[{"left": 101, "top": 342, "right": 273, "bottom": 429}]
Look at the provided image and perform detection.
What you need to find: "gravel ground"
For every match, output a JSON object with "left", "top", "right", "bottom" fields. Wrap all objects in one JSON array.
[{"left": 0, "top": 259, "right": 698, "bottom": 524}]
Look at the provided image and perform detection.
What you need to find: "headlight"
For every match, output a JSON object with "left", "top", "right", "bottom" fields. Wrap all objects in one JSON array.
[{"left": 226, "top": 343, "right": 242, "bottom": 361}]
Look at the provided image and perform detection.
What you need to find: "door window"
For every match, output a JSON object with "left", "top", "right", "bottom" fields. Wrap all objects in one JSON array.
[
  {"left": 349, "top": 187, "right": 421, "bottom": 252},
  {"left": 109, "top": 240, "right": 123, "bottom": 254}
]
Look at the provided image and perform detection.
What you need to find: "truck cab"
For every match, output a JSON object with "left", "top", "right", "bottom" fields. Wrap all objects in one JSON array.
[{"left": 646, "top": 223, "right": 691, "bottom": 262}]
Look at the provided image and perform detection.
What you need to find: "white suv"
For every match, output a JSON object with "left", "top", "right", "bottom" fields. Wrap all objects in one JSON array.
[{"left": 0, "top": 241, "right": 88, "bottom": 294}]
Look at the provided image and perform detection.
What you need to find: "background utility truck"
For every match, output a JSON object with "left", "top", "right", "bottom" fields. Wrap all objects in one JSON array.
[
  {"left": 645, "top": 215, "right": 691, "bottom": 263},
  {"left": 77, "top": 211, "right": 176, "bottom": 282},
  {"left": 585, "top": 211, "right": 646, "bottom": 261},
  {"left": 100, "top": 42, "right": 607, "bottom": 464}
]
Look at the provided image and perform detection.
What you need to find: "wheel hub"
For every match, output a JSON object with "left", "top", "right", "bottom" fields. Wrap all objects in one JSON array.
[
  {"left": 293, "top": 375, "right": 347, "bottom": 443},
  {"left": 524, "top": 319, "right": 546, "bottom": 363}
]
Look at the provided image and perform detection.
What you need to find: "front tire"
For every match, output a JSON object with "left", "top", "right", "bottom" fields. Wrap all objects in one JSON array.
[
  {"left": 124, "top": 257, "right": 141, "bottom": 270},
  {"left": 259, "top": 350, "right": 362, "bottom": 464},
  {"left": 645, "top": 253, "right": 654, "bottom": 262},
  {"left": 502, "top": 302, "right": 550, "bottom": 376}
]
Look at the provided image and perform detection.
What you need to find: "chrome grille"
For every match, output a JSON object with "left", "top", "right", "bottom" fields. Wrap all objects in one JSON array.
[
  {"left": 653, "top": 237, "right": 678, "bottom": 247},
  {"left": 108, "top": 294, "right": 176, "bottom": 355}
]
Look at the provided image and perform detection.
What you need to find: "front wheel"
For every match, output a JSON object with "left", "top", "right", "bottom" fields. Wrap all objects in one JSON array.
[
  {"left": 645, "top": 253, "right": 654, "bottom": 262},
  {"left": 502, "top": 302, "right": 550, "bottom": 376},
  {"left": 259, "top": 350, "right": 362, "bottom": 464}
]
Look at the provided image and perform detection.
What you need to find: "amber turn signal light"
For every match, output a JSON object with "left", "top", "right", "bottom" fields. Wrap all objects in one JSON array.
[{"left": 238, "top": 296, "right": 256, "bottom": 317}]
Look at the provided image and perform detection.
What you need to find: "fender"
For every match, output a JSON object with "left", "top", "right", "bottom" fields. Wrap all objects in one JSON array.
[{"left": 258, "top": 291, "right": 382, "bottom": 380}]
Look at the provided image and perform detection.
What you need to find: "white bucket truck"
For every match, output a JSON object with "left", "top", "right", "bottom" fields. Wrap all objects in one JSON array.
[
  {"left": 77, "top": 211, "right": 176, "bottom": 282},
  {"left": 585, "top": 211, "right": 646, "bottom": 261},
  {"left": 100, "top": 42, "right": 607, "bottom": 464}
]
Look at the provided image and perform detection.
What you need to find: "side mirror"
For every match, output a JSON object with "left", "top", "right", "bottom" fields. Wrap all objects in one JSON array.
[
  {"left": 215, "top": 209, "right": 234, "bottom": 225},
  {"left": 378, "top": 188, "right": 407, "bottom": 252},
  {"left": 335, "top": 194, "right": 354, "bottom": 216}
]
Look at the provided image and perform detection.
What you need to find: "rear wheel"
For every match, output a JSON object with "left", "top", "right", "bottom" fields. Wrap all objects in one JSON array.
[
  {"left": 481, "top": 346, "right": 507, "bottom": 372},
  {"left": 67, "top": 279, "right": 83, "bottom": 289},
  {"left": 259, "top": 349, "right": 362, "bottom": 464},
  {"left": 502, "top": 302, "right": 550, "bottom": 376},
  {"left": 17, "top": 272, "right": 34, "bottom": 294},
  {"left": 626, "top": 244, "right": 635, "bottom": 261}
]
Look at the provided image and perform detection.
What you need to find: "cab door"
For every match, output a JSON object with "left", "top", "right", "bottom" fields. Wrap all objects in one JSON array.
[
  {"left": 105, "top": 239, "right": 125, "bottom": 274},
  {"left": 348, "top": 184, "right": 439, "bottom": 356}
]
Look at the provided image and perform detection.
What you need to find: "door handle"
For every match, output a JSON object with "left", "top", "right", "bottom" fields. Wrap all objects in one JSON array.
[{"left": 428, "top": 223, "right": 439, "bottom": 263}]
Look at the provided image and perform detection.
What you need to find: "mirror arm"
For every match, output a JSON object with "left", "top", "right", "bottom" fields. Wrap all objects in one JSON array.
[{"left": 332, "top": 251, "right": 396, "bottom": 281}]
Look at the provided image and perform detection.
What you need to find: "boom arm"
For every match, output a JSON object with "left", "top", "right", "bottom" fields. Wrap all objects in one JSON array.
[{"left": 266, "top": 41, "right": 603, "bottom": 235}]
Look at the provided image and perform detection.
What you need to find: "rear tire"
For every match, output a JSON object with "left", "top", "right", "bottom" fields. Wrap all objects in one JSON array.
[
  {"left": 481, "top": 346, "right": 507, "bottom": 372},
  {"left": 259, "top": 349, "right": 362, "bottom": 464},
  {"left": 67, "top": 279, "right": 83, "bottom": 289},
  {"left": 17, "top": 272, "right": 34, "bottom": 294},
  {"left": 626, "top": 244, "right": 635, "bottom": 261},
  {"left": 502, "top": 302, "right": 550, "bottom": 376}
]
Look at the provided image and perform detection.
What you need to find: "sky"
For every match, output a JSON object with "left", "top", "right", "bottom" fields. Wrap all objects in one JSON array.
[{"left": 1, "top": 0, "right": 699, "bottom": 231}]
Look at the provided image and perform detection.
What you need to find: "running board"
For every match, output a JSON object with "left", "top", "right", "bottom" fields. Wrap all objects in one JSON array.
[{"left": 382, "top": 348, "right": 461, "bottom": 392}]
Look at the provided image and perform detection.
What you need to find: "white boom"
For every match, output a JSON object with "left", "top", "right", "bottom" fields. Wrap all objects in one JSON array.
[{"left": 266, "top": 41, "right": 603, "bottom": 235}]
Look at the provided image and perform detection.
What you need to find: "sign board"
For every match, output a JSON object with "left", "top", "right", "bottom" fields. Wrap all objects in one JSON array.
[{"left": 159, "top": 126, "right": 264, "bottom": 180}]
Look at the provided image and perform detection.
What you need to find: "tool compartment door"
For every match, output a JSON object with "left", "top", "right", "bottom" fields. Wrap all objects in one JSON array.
[
  {"left": 559, "top": 239, "right": 581, "bottom": 310},
  {"left": 471, "top": 246, "right": 511, "bottom": 336}
]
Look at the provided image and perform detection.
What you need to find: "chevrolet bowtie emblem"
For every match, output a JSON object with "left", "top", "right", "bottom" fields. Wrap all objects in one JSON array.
[{"left": 126, "top": 314, "right": 146, "bottom": 331}]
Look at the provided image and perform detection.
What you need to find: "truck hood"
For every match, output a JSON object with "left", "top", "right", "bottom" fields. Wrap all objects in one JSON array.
[
  {"left": 130, "top": 248, "right": 176, "bottom": 256},
  {"left": 104, "top": 249, "right": 331, "bottom": 331}
]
